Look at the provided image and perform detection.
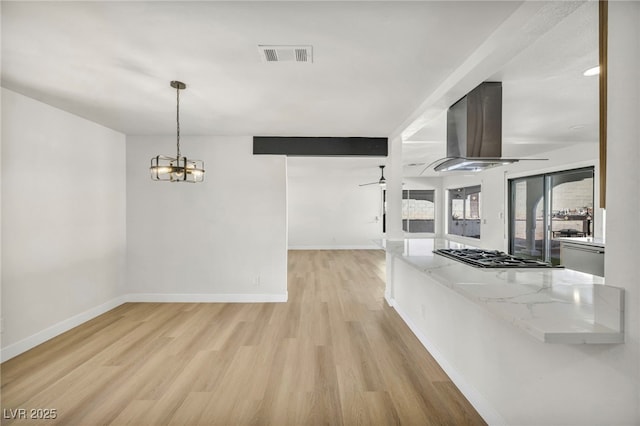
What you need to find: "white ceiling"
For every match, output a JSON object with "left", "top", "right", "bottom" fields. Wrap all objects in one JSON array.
[
  {"left": 400, "top": 1, "right": 599, "bottom": 176},
  {"left": 2, "top": 1, "right": 599, "bottom": 174}
]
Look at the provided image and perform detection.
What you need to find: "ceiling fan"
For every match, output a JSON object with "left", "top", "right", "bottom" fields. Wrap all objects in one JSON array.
[{"left": 359, "top": 165, "right": 386, "bottom": 187}]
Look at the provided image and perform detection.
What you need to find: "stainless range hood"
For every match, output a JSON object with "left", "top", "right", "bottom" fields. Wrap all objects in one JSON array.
[{"left": 428, "top": 82, "right": 543, "bottom": 172}]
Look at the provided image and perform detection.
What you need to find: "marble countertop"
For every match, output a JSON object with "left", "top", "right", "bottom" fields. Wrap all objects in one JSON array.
[
  {"left": 379, "top": 238, "right": 624, "bottom": 344},
  {"left": 556, "top": 237, "right": 605, "bottom": 248}
]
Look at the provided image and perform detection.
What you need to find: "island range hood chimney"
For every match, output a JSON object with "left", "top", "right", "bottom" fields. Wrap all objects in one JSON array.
[{"left": 427, "top": 82, "right": 543, "bottom": 172}]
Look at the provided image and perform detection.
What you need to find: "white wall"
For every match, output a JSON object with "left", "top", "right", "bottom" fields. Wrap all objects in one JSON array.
[
  {"left": 287, "top": 158, "right": 382, "bottom": 249},
  {"left": 1, "top": 89, "right": 126, "bottom": 359},
  {"left": 126, "top": 136, "right": 287, "bottom": 301},
  {"left": 605, "top": 1, "right": 640, "bottom": 419},
  {"left": 1, "top": 82, "right": 3, "bottom": 354}
]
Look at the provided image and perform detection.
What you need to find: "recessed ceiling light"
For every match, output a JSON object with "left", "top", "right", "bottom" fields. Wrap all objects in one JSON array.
[
  {"left": 583, "top": 66, "right": 600, "bottom": 77},
  {"left": 570, "top": 124, "right": 585, "bottom": 130},
  {"left": 407, "top": 162, "right": 426, "bottom": 167}
]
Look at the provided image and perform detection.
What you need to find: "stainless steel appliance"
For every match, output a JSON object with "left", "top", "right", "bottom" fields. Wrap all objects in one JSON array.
[
  {"left": 434, "top": 248, "right": 559, "bottom": 268},
  {"left": 560, "top": 241, "right": 604, "bottom": 276},
  {"left": 425, "top": 82, "right": 546, "bottom": 172}
]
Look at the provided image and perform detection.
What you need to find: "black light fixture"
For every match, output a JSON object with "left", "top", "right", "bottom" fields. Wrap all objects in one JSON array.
[
  {"left": 377, "top": 165, "right": 386, "bottom": 186},
  {"left": 150, "top": 81, "right": 205, "bottom": 183},
  {"left": 359, "top": 165, "right": 386, "bottom": 187}
]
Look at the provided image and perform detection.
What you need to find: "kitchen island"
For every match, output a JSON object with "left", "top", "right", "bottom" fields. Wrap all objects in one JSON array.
[
  {"left": 380, "top": 238, "right": 623, "bottom": 344},
  {"left": 380, "top": 237, "right": 628, "bottom": 424}
]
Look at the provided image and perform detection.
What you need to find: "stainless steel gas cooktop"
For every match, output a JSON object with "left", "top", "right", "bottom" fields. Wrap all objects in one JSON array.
[{"left": 433, "top": 248, "right": 559, "bottom": 268}]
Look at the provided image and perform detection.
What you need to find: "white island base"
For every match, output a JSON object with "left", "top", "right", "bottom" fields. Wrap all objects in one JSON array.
[{"left": 381, "top": 238, "right": 630, "bottom": 425}]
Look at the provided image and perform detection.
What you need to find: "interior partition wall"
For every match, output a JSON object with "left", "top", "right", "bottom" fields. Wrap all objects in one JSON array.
[{"left": 508, "top": 167, "right": 594, "bottom": 264}]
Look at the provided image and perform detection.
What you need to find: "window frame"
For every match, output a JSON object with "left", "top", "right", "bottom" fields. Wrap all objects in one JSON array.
[
  {"left": 508, "top": 166, "right": 595, "bottom": 264},
  {"left": 402, "top": 189, "right": 436, "bottom": 234},
  {"left": 447, "top": 185, "right": 482, "bottom": 239}
]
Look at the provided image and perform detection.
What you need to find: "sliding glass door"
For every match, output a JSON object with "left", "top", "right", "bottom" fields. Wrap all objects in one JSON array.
[
  {"left": 509, "top": 176, "right": 545, "bottom": 260},
  {"left": 509, "top": 167, "right": 594, "bottom": 265},
  {"left": 548, "top": 168, "right": 594, "bottom": 263}
]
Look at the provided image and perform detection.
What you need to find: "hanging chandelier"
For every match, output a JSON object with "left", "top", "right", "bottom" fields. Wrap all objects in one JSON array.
[{"left": 150, "top": 81, "right": 205, "bottom": 183}]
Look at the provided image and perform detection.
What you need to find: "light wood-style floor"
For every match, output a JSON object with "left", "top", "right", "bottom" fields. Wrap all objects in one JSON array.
[{"left": 1, "top": 250, "right": 485, "bottom": 425}]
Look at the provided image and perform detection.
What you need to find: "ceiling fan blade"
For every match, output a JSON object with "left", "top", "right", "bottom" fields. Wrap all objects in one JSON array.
[{"left": 359, "top": 165, "right": 387, "bottom": 187}]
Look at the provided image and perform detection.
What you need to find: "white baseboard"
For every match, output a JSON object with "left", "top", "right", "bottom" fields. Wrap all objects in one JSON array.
[
  {"left": 384, "top": 291, "right": 394, "bottom": 307},
  {"left": 392, "top": 300, "right": 506, "bottom": 426},
  {"left": 125, "top": 292, "right": 288, "bottom": 303},
  {"left": 1, "top": 292, "right": 288, "bottom": 362},
  {"left": 0, "top": 295, "right": 127, "bottom": 363},
  {"left": 288, "top": 245, "right": 380, "bottom": 250}
]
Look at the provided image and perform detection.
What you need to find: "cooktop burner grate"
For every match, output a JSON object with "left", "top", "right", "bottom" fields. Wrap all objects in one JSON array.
[{"left": 434, "top": 248, "right": 560, "bottom": 268}]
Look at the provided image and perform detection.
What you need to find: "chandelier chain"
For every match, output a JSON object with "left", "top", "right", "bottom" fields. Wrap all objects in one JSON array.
[{"left": 176, "top": 84, "right": 181, "bottom": 159}]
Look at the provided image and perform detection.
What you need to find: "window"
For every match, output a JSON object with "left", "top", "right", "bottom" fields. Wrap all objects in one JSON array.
[
  {"left": 448, "top": 185, "right": 481, "bottom": 238},
  {"left": 508, "top": 167, "right": 594, "bottom": 265},
  {"left": 402, "top": 190, "right": 435, "bottom": 233}
]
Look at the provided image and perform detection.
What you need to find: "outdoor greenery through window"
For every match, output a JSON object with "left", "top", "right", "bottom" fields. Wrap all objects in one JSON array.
[
  {"left": 402, "top": 190, "right": 435, "bottom": 233},
  {"left": 448, "top": 185, "right": 481, "bottom": 239}
]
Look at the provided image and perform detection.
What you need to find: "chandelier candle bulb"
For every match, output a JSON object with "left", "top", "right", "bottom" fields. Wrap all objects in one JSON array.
[{"left": 150, "top": 81, "right": 205, "bottom": 183}]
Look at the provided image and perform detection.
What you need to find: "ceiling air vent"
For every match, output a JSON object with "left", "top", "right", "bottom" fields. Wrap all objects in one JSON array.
[{"left": 258, "top": 45, "right": 313, "bottom": 63}]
